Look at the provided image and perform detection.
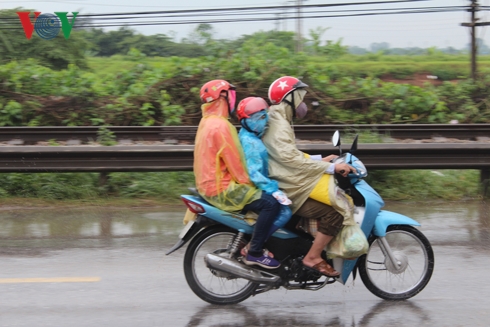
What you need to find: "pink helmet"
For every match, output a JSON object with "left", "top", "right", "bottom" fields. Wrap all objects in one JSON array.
[{"left": 236, "top": 97, "right": 269, "bottom": 121}]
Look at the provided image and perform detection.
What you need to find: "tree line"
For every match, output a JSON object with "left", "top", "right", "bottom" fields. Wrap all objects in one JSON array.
[
  {"left": 3, "top": 8, "right": 487, "bottom": 71},
  {"left": 1, "top": 8, "right": 339, "bottom": 69}
]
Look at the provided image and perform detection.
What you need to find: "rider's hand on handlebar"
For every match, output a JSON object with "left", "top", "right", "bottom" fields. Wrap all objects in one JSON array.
[
  {"left": 335, "top": 163, "right": 357, "bottom": 177},
  {"left": 322, "top": 154, "right": 338, "bottom": 162}
]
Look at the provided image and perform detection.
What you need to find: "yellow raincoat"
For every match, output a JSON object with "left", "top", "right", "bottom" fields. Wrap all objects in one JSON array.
[
  {"left": 262, "top": 93, "right": 354, "bottom": 222},
  {"left": 194, "top": 97, "right": 261, "bottom": 212}
]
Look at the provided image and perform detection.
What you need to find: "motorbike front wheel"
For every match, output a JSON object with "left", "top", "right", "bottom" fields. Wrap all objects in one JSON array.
[
  {"left": 358, "top": 225, "right": 434, "bottom": 300},
  {"left": 183, "top": 226, "right": 257, "bottom": 305}
]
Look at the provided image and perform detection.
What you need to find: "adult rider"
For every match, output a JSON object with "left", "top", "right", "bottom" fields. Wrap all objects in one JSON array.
[
  {"left": 262, "top": 76, "right": 356, "bottom": 277},
  {"left": 193, "top": 79, "right": 281, "bottom": 270}
]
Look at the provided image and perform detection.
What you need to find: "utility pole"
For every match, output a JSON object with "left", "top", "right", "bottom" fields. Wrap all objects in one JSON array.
[
  {"left": 296, "top": 0, "right": 303, "bottom": 52},
  {"left": 461, "top": 0, "right": 490, "bottom": 80},
  {"left": 470, "top": 0, "right": 477, "bottom": 79},
  {"left": 283, "top": 1, "right": 290, "bottom": 31},
  {"left": 275, "top": 12, "right": 281, "bottom": 31},
  {"left": 461, "top": 0, "right": 490, "bottom": 187}
]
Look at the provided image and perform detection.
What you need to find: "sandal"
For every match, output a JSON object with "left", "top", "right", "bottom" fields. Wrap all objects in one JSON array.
[{"left": 303, "top": 260, "right": 340, "bottom": 277}]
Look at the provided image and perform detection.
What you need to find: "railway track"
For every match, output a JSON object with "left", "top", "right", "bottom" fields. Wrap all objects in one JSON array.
[{"left": 0, "top": 124, "right": 489, "bottom": 144}]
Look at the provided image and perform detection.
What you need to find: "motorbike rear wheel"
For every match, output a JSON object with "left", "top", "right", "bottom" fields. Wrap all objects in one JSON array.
[
  {"left": 183, "top": 226, "right": 257, "bottom": 305},
  {"left": 358, "top": 225, "right": 434, "bottom": 300}
]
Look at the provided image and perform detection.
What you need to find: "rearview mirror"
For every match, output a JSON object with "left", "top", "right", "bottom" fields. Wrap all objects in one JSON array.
[{"left": 332, "top": 130, "right": 340, "bottom": 147}]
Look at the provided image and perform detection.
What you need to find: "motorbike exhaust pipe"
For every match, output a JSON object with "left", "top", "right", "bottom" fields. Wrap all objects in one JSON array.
[{"left": 204, "top": 253, "right": 280, "bottom": 284}]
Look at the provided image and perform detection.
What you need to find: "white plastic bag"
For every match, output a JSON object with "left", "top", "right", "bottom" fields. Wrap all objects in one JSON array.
[{"left": 326, "top": 223, "right": 369, "bottom": 259}]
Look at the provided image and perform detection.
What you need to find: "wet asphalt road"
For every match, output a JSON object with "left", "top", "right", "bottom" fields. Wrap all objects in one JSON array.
[{"left": 0, "top": 201, "right": 489, "bottom": 327}]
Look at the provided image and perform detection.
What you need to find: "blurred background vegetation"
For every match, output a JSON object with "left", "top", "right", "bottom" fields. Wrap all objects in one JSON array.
[
  {"left": 0, "top": 170, "right": 480, "bottom": 202},
  {"left": 0, "top": 8, "right": 486, "bottom": 202},
  {"left": 3, "top": 8, "right": 490, "bottom": 127}
]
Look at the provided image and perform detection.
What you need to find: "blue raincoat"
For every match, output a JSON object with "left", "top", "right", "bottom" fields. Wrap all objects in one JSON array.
[{"left": 238, "top": 110, "right": 292, "bottom": 234}]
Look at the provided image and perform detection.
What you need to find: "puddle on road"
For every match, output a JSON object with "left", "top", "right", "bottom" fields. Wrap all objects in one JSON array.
[
  {"left": 0, "top": 201, "right": 488, "bottom": 248},
  {"left": 0, "top": 207, "right": 188, "bottom": 255},
  {"left": 384, "top": 200, "right": 490, "bottom": 247},
  {"left": 0, "top": 207, "right": 186, "bottom": 240}
]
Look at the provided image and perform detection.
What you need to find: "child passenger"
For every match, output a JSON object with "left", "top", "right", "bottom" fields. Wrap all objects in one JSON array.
[{"left": 236, "top": 97, "right": 293, "bottom": 257}]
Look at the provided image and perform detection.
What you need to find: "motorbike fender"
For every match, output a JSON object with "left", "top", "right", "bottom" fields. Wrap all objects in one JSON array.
[
  {"left": 373, "top": 210, "right": 421, "bottom": 237},
  {"left": 165, "top": 215, "right": 213, "bottom": 255}
]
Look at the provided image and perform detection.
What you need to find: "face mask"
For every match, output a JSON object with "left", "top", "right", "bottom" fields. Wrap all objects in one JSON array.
[
  {"left": 296, "top": 102, "right": 308, "bottom": 119},
  {"left": 228, "top": 90, "right": 236, "bottom": 112},
  {"left": 296, "top": 89, "right": 307, "bottom": 105},
  {"left": 244, "top": 110, "right": 269, "bottom": 137}
]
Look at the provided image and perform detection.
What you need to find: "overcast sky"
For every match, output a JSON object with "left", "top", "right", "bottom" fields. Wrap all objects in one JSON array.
[{"left": 3, "top": 0, "right": 488, "bottom": 49}]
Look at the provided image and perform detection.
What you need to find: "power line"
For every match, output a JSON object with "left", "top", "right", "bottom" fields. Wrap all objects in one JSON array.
[
  {"left": 0, "top": 1, "right": 467, "bottom": 27},
  {"left": 0, "top": 6, "right": 466, "bottom": 27},
  {"left": 0, "top": 0, "right": 284, "bottom": 8},
  {"left": 49, "top": 9, "right": 472, "bottom": 28},
  {"left": 8, "top": 0, "right": 431, "bottom": 17},
  {"left": 0, "top": 6, "right": 470, "bottom": 23}
]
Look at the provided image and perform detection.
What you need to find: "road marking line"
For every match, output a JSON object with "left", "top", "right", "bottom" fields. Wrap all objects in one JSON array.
[{"left": 0, "top": 277, "right": 101, "bottom": 284}]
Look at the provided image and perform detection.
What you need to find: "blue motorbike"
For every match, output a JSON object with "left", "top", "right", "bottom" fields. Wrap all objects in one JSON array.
[{"left": 166, "top": 131, "right": 435, "bottom": 305}]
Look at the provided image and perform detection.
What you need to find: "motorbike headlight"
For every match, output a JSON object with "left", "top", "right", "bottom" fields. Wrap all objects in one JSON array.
[{"left": 352, "top": 160, "right": 367, "bottom": 177}]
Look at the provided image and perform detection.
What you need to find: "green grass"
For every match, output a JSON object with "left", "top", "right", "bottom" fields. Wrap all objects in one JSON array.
[
  {"left": 338, "top": 131, "right": 387, "bottom": 144},
  {"left": 0, "top": 169, "right": 481, "bottom": 203},
  {"left": 87, "top": 57, "right": 140, "bottom": 75},
  {"left": 317, "top": 54, "right": 490, "bottom": 63},
  {"left": 366, "top": 169, "right": 480, "bottom": 201},
  {"left": 0, "top": 197, "right": 184, "bottom": 209},
  {"left": 0, "top": 172, "right": 195, "bottom": 200},
  {"left": 87, "top": 55, "right": 490, "bottom": 80},
  {"left": 87, "top": 56, "right": 178, "bottom": 76},
  {"left": 307, "top": 61, "right": 477, "bottom": 79}
]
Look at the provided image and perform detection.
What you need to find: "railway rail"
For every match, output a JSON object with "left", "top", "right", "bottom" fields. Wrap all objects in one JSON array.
[
  {"left": 1, "top": 125, "right": 489, "bottom": 188},
  {"left": 0, "top": 124, "right": 489, "bottom": 144},
  {"left": 1, "top": 143, "right": 489, "bottom": 172}
]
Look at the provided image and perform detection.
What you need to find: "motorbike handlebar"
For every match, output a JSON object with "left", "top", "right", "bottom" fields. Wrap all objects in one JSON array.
[{"left": 340, "top": 168, "right": 356, "bottom": 175}]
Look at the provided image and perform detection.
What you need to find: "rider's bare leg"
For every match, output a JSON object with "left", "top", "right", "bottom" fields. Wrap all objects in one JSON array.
[
  {"left": 294, "top": 198, "right": 343, "bottom": 276},
  {"left": 302, "top": 232, "right": 333, "bottom": 267},
  {"left": 302, "top": 231, "right": 340, "bottom": 277}
]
